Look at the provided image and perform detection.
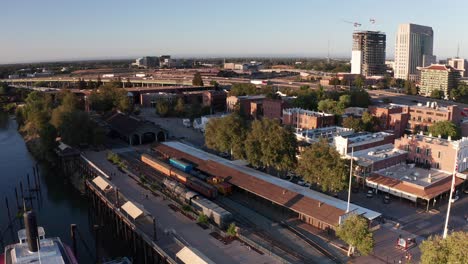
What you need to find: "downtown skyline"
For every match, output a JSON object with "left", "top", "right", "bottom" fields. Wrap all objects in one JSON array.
[{"left": 2, "top": 0, "right": 468, "bottom": 63}]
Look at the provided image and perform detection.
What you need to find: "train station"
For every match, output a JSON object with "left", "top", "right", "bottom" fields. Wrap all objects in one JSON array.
[{"left": 153, "top": 141, "right": 381, "bottom": 232}]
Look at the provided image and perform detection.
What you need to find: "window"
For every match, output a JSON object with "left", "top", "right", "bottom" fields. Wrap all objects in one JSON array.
[
  {"left": 438, "top": 151, "right": 442, "bottom": 158},
  {"left": 434, "top": 162, "right": 440, "bottom": 169},
  {"left": 416, "top": 147, "right": 420, "bottom": 154},
  {"left": 405, "top": 145, "right": 410, "bottom": 151},
  {"left": 426, "top": 149, "right": 430, "bottom": 156}
]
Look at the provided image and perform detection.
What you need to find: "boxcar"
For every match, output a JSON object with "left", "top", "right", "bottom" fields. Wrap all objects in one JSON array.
[
  {"left": 169, "top": 158, "right": 193, "bottom": 173},
  {"left": 186, "top": 177, "right": 218, "bottom": 199},
  {"left": 141, "top": 154, "right": 171, "bottom": 176}
]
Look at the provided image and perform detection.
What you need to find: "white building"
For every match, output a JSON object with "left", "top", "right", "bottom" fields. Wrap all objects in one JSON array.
[
  {"left": 448, "top": 57, "right": 468, "bottom": 77},
  {"left": 351, "top": 31, "right": 386, "bottom": 76},
  {"left": 394, "top": 24, "right": 434, "bottom": 81}
]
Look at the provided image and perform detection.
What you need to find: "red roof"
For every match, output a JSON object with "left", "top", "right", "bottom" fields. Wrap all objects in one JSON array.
[
  {"left": 154, "top": 144, "right": 345, "bottom": 226},
  {"left": 422, "top": 64, "right": 457, "bottom": 71}
]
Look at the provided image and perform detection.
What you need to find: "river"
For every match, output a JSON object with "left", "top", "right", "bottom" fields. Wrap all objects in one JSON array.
[{"left": 0, "top": 112, "right": 97, "bottom": 263}]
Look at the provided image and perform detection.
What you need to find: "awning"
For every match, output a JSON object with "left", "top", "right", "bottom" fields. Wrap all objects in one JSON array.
[
  {"left": 92, "top": 176, "right": 112, "bottom": 192},
  {"left": 176, "top": 246, "right": 215, "bottom": 264},
  {"left": 121, "top": 201, "right": 144, "bottom": 220}
]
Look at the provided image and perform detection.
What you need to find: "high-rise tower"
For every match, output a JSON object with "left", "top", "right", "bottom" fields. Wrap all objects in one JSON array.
[{"left": 351, "top": 31, "right": 386, "bottom": 76}]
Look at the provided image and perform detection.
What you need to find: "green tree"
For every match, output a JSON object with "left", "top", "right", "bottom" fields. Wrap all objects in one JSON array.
[
  {"left": 420, "top": 231, "right": 468, "bottom": 264},
  {"left": 155, "top": 100, "right": 170, "bottom": 117},
  {"left": 88, "top": 83, "right": 130, "bottom": 112},
  {"left": 292, "top": 91, "right": 318, "bottom": 110},
  {"left": 450, "top": 83, "right": 468, "bottom": 103},
  {"left": 361, "top": 111, "right": 381, "bottom": 132},
  {"left": 342, "top": 116, "right": 364, "bottom": 132},
  {"left": 229, "top": 83, "right": 257, "bottom": 96},
  {"left": 58, "top": 110, "right": 93, "bottom": 146},
  {"left": 77, "top": 78, "right": 86, "bottom": 90},
  {"left": 0, "top": 82, "right": 11, "bottom": 95},
  {"left": 336, "top": 214, "right": 374, "bottom": 256},
  {"left": 209, "top": 80, "right": 220, "bottom": 90},
  {"left": 205, "top": 113, "right": 247, "bottom": 159},
  {"left": 192, "top": 72, "right": 204, "bottom": 86},
  {"left": 38, "top": 123, "right": 58, "bottom": 159},
  {"left": 296, "top": 139, "right": 348, "bottom": 192},
  {"left": 174, "top": 97, "right": 185, "bottom": 116},
  {"left": 226, "top": 223, "right": 237, "bottom": 237},
  {"left": 245, "top": 118, "right": 297, "bottom": 172},
  {"left": 430, "top": 89, "right": 444, "bottom": 99},
  {"left": 338, "top": 94, "right": 351, "bottom": 109},
  {"left": 318, "top": 99, "right": 342, "bottom": 114},
  {"left": 353, "top": 75, "right": 365, "bottom": 88},
  {"left": 300, "top": 85, "right": 310, "bottom": 90},
  {"left": 404, "top": 80, "right": 418, "bottom": 95},
  {"left": 349, "top": 89, "right": 371, "bottom": 108},
  {"left": 428, "top": 121, "right": 460, "bottom": 139}
]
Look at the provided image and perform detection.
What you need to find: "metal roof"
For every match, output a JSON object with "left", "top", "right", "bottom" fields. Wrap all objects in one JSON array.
[{"left": 121, "top": 201, "right": 144, "bottom": 220}]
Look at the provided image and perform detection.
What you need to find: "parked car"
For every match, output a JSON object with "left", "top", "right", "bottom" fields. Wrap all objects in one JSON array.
[
  {"left": 297, "top": 180, "right": 305, "bottom": 186},
  {"left": 366, "top": 190, "right": 374, "bottom": 198},
  {"left": 304, "top": 182, "right": 311, "bottom": 188},
  {"left": 383, "top": 195, "right": 390, "bottom": 204}
]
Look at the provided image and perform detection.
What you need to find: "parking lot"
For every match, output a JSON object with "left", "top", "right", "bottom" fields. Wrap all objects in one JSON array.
[{"left": 139, "top": 108, "right": 206, "bottom": 147}]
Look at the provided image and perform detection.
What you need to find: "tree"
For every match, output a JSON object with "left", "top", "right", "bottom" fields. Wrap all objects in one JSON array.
[
  {"left": 336, "top": 214, "right": 374, "bottom": 256},
  {"left": 174, "top": 97, "right": 185, "bottom": 116},
  {"left": 229, "top": 83, "right": 257, "bottom": 96},
  {"left": 338, "top": 94, "right": 351, "bottom": 109},
  {"left": 88, "top": 83, "right": 130, "bottom": 112},
  {"left": 0, "top": 82, "right": 11, "bottom": 95},
  {"left": 354, "top": 75, "right": 365, "bottom": 88},
  {"left": 342, "top": 116, "right": 364, "bottom": 132},
  {"left": 420, "top": 231, "right": 468, "bottom": 264},
  {"left": 205, "top": 113, "right": 247, "bottom": 159},
  {"left": 296, "top": 139, "right": 348, "bottom": 193},
  {"left": 349, "top": 89, "right": 371, "bottom": 108},
  {"left": 404, "top": 80, "right": 418, "bottom": 95},
  {"left": 192, "top": 72, "right": 204, "bottom": 86},
  {"left": 430, "top": 89, "right": 444, "bottom": 99},
  {"left": 292, "top": 91, "right": 318, "bottom": 110},
  {"left": 450, "top": 83, "right": 468, "bottom": 103},
  {"left": 361, "top": 111, "right": 381, "bottom": 132},
  {"left": 155, "top": 100, "right": 170, "bottom": 117},
  {"left": 209, "top": 80, "right": 220, "bottom": 90},
  {"left": 96, "top": 75, "right": 103, "bottom": 87},
  {"left": 428, "top": 121, "right": 460, "bottom": 139},
  {"left": 300, "top": 85, "right": 310, "bottom": 90},
  {"left": 318, "top": 99, "right": 342, "bottom": 114},
  {"left": 245, "top": 118, "right": 297, "bottom": 172},
  {"left": 226, "top": 223, "right": 237, "bottom": 237}
]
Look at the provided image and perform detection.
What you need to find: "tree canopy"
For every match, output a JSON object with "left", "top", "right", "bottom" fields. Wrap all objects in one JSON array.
[
  {"left": 430, "top": 89, "right": 444, "bottom": 99},
  {"left": 229, "top": 83, "right": 258, "bottom": 96},
  {"left": 88, "top": 83, "right": 131, "bottom": 113},
  {"left": 428, "top": 121, "right": 460, "bottom": 139},
  {"left": 204, "top": 113, "right": 248, "bottom": 159},
  {"left": 420, "top": 231, "right": 468, "bottom": 264},
  {"left": 336, "top": 214, "right": 374, "bottom": 256},
  {"left": 245, "top": 118, "right": 297, "bottom": 172},
  {"left": 192, "top": 72, "right": 204, "bottom": 86},
  {"left": 296, "top": 138, "right": 348, "bottom": 193}
]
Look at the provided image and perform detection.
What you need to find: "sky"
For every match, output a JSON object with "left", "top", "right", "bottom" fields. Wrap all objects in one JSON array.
[{"left": 1, "top": 0, "right": 468, "bottom": 64}]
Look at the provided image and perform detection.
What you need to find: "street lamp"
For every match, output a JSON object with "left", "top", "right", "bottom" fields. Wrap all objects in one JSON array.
[
  {"left": 346, "top": 147, "right": 354, "bottom": 213},
  {"left": 442, "top": 149, "right": 464, "bottom": 239}
]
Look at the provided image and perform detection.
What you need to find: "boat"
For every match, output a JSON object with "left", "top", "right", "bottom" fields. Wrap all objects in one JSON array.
[{"left": 1, "top": 210, "right": 79, "bottom": 264}]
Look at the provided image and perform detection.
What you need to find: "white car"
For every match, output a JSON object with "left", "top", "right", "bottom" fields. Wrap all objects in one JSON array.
[
  {"left": 451, "top": 196, "right": 459, "bottom": 203},
  {"left": 297, "top": 180, "right": 305, "bottom": 186}
]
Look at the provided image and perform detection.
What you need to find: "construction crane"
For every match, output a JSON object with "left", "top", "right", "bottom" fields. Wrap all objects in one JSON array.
[{"left": 342, "top": 20, "right": 362, "bottom": 28}]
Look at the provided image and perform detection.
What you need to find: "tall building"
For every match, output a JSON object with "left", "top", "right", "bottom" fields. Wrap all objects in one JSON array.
[
  {"left": 448, "top": 57, "right": 468, "bottom": 77},
  {"left": 394, "top": 24, "right": 434, "bottom": 81},
  {"left": 419, "top": 64, "right": 460, "bottom": 98},
  {"left": 351, "top": 31, "right": 386, "bottom": 76}
]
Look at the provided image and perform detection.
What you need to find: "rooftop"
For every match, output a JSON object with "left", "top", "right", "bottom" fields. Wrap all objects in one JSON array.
[
  {"left": 156, "top": 141, "right": 381, "bottom": 225},
  {"left": 349, "top": 144, "right": 407, "bottom": 166},
  {"left": 375, "top": 163, "right": 450, "bottom": 189},
  {"left": 343, "top": 132, "right": 393, "bottom": 146},
  {"left": 295, "top": 126, "right": 354, "bottom": 144},
  {"left": 421, "top": 64, "right": 458, "bottom": 72},
  {"left": 283, "top": 108, "right": 334, "bottom": 117}
]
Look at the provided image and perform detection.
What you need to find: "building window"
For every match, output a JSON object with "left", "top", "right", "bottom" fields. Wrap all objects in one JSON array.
[
  {"left": 426, "top": 149, "right": 430, "bottom": 156},
  {"left": 438, "top": 151, "right": 442, "bottom": 158},
  {"left": 405, "top": 145, "right": 410, "bottom": 151},
  {"left": 416, "top": 147, "right": 420, "bottom": 154},
  {"left": 434, "top": 162, "right": 440, "bottom": 169}
]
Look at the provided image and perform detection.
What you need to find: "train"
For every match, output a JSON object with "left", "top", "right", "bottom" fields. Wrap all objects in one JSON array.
[
  {"left": 141, "top": 154, "right": 218, "bottom": 199},
  {"left": 162, "top": 178, "right": 232, "bottom": 228}
]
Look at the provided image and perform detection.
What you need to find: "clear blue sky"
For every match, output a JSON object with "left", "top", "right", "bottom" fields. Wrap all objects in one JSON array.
[{"left": 1, "top": 0, "right": 467, "bottom": 63}]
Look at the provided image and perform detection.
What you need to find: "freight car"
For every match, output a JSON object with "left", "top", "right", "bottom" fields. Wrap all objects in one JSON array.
[
  {"left": 191, "top": 197, "right": 233, "bottom": 229},
  {"left": 141, "top": 154, "right": 171, "bottom": 176},
  {"left": 142, "top": 153, "right": 218, "bottom": 199},
  {"left": 186, "top": 177, "right": 218, "bottom": 199},
  {"left": 169, "top": 158, "right": 193, "bottom": 173}
]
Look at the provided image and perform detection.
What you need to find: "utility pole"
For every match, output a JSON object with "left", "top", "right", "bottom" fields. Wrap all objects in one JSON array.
[
  {"left": 442, "top": 147, "right": 459, "bottom": 239},
  {"left": 346, "top": 147, "right": 354, "bottom": 213}
]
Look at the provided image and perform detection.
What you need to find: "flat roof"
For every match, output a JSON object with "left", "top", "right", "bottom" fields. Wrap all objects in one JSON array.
[
  {"left": 349, "top": 144, "right": 407, "bottom": 165},
  {"left": 296, "top": 126, "right": 354, "bottom": 143},
  {"left": 375, "top": 164, "right": 451, "bottom": 188},
  {"left": 159, "top": 141, "right": 381, "bottom": 223},
  {"left": 343, "top": 132, "right": 393, "bottom": 145},
  {"left": 283, "top": 108, "right": 334, "bottom": 117}
]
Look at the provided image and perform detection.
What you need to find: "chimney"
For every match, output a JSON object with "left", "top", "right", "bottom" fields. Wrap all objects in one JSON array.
[{"left": 24, "top": 211, "right": 39, "bottom": 252}]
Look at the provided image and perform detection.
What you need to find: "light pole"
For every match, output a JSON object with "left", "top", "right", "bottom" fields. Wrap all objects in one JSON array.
[
  {"left": 346, "top": 147, "right": 354, "bottom": 213},
  {"left": 442, "top": 148, "right": 461, "bottom": 239}
]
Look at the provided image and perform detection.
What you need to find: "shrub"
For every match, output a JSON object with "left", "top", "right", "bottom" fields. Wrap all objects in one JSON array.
[
  {"left": 226, "top": 223, "right": 237, "bottom": 237},
  {"left": 197, "top": 214, "right": 209, "bottom": 225}
]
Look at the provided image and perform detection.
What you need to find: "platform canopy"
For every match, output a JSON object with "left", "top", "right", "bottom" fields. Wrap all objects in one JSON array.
[
  {"left": 176, "top": 246, "right": 215, "bottom": 264},
  {"left": 92, "top": 176, "right": 113, "bottom": 192},
  {"left": 121, "top": 201, "right": 144, "bottom": 220}
]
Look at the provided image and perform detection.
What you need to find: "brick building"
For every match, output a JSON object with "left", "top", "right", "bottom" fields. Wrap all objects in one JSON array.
[
  {"left": 202, "top": 90, "right": 227, "bottom": 112},
  {"left": 226, "top": 95, "right": 266, "bottom": 119},
  {"left": 368, "top": 105, "right": 409, "bottom": 137},
  {"left": 263, "top": 98, "right": 288, "bottom": 121},
  {"left": 282, "top": 108, "right": 335, "bottom": 130}
]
